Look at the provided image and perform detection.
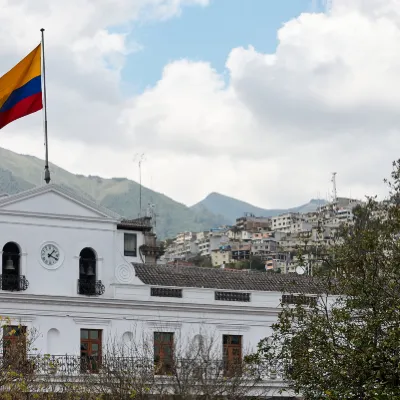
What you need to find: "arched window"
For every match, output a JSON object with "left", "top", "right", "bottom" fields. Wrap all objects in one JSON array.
[
  {"left": 78, "top": 248, "right": 101, "bottom": 296},
  {"left": 2, "top": 242, "right": 25, "bottom": 291}
]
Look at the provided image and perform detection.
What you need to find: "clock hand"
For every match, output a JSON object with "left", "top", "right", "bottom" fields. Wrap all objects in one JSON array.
[{"left": 47, "top": 253, "right": 59, "bottom": 261}]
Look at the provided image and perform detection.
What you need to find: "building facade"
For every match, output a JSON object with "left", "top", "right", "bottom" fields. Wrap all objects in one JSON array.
[{"left": 0, "top": 184, "right": 323, "bottom": 397}]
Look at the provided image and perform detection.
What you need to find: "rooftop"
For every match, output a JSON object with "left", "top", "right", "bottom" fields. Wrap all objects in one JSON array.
[
  {"left": 117, "top": 217, "right": 153, "bottom": 232},
  {"left": 133, "top": 263, "right": 323, "bottom": 293}
]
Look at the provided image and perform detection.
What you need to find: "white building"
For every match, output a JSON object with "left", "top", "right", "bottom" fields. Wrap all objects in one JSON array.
[
  {"left": 195, "top": 231, "right": 210, "bottom": 256},
  {"left": 289, "top": 221, "right": 312, "bottom": 234},
  {"left": 0, "top": 184, "right": 318, "bottom": 397},
  {"left": 271, "top": 213, "right": 302, "bottom": 233}
]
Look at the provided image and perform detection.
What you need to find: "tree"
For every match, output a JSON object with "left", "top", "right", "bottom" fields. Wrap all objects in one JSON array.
[
  {"left": 0, "top": 318, "right": 41, "bottom": 399},
  {"left": 236, "top": 256, "right": 265, "bottom": 271},
  {"left": 248, "top": 160, "right": 400, "bottom": 399},
  {"left": 189, "top": 253, "right": 212, "bottom": 268}
]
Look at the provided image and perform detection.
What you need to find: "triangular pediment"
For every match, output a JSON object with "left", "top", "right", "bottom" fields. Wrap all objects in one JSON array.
[{"left": 0, "top": 184, "right": 120, "bottom": 219}]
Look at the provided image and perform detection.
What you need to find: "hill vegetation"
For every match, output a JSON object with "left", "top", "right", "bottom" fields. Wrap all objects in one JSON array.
[{"left": 0, "top": 147, "right": 325, "bottom": 238}]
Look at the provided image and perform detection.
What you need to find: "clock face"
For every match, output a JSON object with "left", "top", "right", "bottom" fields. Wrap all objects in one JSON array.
[{"left": 40, "top": 243, "right": 60, "bottom": 266}]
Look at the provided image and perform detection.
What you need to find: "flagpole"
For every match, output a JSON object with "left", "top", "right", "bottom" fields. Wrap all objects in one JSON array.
[{"left": 40, "top": 28, "right": 50, "bottom": 184}]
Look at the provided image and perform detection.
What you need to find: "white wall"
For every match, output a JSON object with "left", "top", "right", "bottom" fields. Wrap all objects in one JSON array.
[
  {"left": 0, "top": 289, "right": 279, "bottom": 357},
  {"left": 0, "top": 192, "right": 146, "bottom": 298},
  {"left": 0, "top": 188, "right": 283, "bottom": 376}
]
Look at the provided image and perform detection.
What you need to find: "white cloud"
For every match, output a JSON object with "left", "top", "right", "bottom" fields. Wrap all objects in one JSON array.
[{"left": 1, "top": 0, "right": 399, "bottom": 210}]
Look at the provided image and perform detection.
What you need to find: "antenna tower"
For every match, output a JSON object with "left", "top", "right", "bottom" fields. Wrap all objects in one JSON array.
[
  {"left": 331, "top": 172, "right": 337, "bottom": 203},
  {"left": 133, "top": 153, "right": 145, "bottom": 217}
]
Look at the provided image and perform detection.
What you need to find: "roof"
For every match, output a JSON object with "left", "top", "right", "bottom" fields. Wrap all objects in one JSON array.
[
  {"left": 0, "top": 183, "right": 122, "bottom": 220},
  {"left": 117, "top": 217, "right": 152, "bottom": 232},
  {"left": 133, "top": 263, "right": 324, "bottom": 294}
]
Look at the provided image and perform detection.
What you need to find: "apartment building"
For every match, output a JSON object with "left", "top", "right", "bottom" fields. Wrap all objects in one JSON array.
[
  {"left": 195, "top": 231, "right": 211, "bottom": 256},
  {"left": 236, "top": 214, "right": 271, "bottom": 231},
  {"left": 271, "top": 212, "right": 303, "bottom": 232}
]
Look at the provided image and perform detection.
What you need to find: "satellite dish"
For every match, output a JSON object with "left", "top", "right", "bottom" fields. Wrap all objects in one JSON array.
[{"left": 296, "top": 266, "right": 305, "bottom": 275}]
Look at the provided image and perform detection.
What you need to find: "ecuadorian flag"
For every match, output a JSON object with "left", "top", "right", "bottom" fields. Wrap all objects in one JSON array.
[{"left": 0, "top": 44, "right": 42, "bottom": 129}]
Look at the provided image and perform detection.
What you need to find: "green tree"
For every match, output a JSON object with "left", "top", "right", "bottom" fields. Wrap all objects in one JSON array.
[
  {"left": 235, "top": 256, "right": 265, "bottom": 271},
  {"left": 248, "top": 160, "right": 400, "bottom": 399},
  {"left": 189, "top": 253, "right": 212, "bottom": 268}
]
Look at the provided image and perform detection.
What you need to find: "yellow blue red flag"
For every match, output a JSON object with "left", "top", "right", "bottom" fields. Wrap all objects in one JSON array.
[{"left": 0, "top": 45, "right": 42, "bottom": 129}]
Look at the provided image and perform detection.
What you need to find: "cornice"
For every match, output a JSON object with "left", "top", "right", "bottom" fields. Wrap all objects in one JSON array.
[
  {"left": 0, "top": 214, "right": 117, "bottom": 230},
  {"left": 1, "top": 314, "right": 36, "bottom": 323},
  {"left": 73, "top": 317, "right": 111, "bottom": 325},
  {"left": 146, "top": 321, "right": 182, "bottom": 329},
  {"left": 0, "top": 293, "right": 281, "bottom": 317},
  {"left": 216, "top": 324, "right": 251, "bottom": 332},
  {"left": 0, "top": 184, "right": 121, "bottom": 220}
]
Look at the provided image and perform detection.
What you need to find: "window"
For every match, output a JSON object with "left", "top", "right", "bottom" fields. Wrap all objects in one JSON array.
[
  {"left": 124, "top": 233, "right": 137, "bottom": 257},
  {"left": 3, "top": 325, "right": 30, "bottom": 372},
  {"left": 215, "top": 291, "right": 251, "bottom": 302},
  {"left": 80, "top": 329, "right": 102, "bottom": 373},
  {"left": 151, "top": 288, "right": 182, "bottom": 298},
  {"left": 3, "top": 325, "right": 26, "bottom": 357},
  {"left": 154, "top": 332, "right": 174, "bottom": 375},
  {"left": 223, "top": 335, "right": 242, "bottom": 376}
]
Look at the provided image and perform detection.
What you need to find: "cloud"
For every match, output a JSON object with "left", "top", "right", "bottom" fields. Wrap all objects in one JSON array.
[
  {"left": 0, "top": 0, "right": 209, "bottom": 146},
  {"left": 121, "top": 0, "right": 400, "bottom": 206},
  {"left": 0, "top": 0, "right": 399, "bottom": 210}
]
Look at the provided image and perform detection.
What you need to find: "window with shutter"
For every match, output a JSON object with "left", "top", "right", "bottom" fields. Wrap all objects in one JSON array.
[
  {"left": 124, "top": 233, "right": 137, "bottom": 257},
  {"left": 223, "top": 335, "right": 242, "bottom": 376}
]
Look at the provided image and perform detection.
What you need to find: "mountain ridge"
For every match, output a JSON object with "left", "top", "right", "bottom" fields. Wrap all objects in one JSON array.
[
  {"left": 191, "top": 192, "right": 326, "bottom": 223},
  {"left": 0, "top": 147, "right": 229, "bottom": 238},
  {"left": 0, "top": 147, "right": 325, "bottom": 238}
]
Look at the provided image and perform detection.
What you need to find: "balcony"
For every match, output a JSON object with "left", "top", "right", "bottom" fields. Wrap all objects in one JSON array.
[
  {"left": 0, "top": 274, "right": 29, "bottom": 292},
  {"left": 77, "top": 279, "right": 105, "bottom": 296}
]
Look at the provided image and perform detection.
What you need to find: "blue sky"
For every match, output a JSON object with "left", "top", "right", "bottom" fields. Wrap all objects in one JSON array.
[{"left": 124, "top": 0, "right": 322, "bottom": 93}]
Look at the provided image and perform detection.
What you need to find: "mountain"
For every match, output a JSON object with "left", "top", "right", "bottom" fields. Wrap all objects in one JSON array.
[
  {"left": 0, "top": 147, "right": 326, "bottom": 239},
  {"left": 0, "top": 147, "right": 228, "bottom": 239},
  {"left": 191, "top": 192, "right": 327, "bottom": 224}
]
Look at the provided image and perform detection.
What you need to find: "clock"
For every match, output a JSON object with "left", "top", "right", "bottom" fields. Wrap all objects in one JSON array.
[{"left": 39, "top": 242, "right": 64, "bottom": 270}]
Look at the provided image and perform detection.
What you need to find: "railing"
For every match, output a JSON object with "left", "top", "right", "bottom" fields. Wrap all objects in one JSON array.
[
  {"left": 77, "top": 279, "right": 105, "bottom": 296},
  {"left": 0, "top": 274, "right": 29, "bottom": 291},
  {"left": 9, "top": 355, "right": 284, "bottom": 381}
]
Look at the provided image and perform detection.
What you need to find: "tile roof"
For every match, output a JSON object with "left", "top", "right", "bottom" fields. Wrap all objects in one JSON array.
[
  {"left": 117, "top": 217, "right": 153, "bottom": 231},
  {"left": 133, "top": 263, "right": 324, "bottom": 294}
]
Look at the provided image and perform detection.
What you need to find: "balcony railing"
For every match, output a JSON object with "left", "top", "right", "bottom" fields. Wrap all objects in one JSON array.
[
  {"left": 6, "top": 355, "right": 284, "bottom": 381},
  {"left": 0, "top": 274, "right": 29, "bottom": 292},
  {"left": 77, "top": 279, "right": 105, "bottom": 296}
]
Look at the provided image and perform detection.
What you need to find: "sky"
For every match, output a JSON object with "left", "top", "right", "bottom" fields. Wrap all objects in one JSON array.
[{"left": 0, "top": 0, "right": 398, "bottom": 209}]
